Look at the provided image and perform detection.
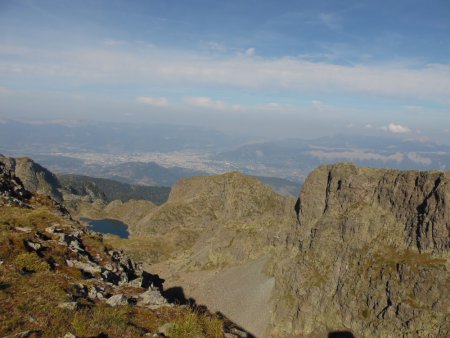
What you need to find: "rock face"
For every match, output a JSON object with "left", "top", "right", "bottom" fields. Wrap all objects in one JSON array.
[
  {"left": 137, "top": 172, "right": 295, "bottom": 267},
  {"left": 0, "top": 160, "right": 32, "bottom": 206},
  {"left": 270, "top": 163, "right": 449, "bottom": 337},
  {"left": 0, "top": 155, "right": 63, "bottom": 203}
]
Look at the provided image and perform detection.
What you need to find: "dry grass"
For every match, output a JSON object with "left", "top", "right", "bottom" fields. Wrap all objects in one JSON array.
[
  {"left": 0, "top": 201, "right": 226, "bottom": 338},
  {"left": 168, "top": 308, "right": 225, "bottom": 338},
  {"left": 14, "top": 252, "right": 49, "bottom": 272},
  {"left": 0, "top": 205, "right": 60, "bottom": 231}
]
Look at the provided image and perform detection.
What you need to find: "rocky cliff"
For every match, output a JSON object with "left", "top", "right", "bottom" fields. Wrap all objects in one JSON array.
[
  {"left": 0, "top": 155, "right": 63, "bottom": 202},
  {"left": 269, "top": 163, "right": 449, "bottom": 337}
]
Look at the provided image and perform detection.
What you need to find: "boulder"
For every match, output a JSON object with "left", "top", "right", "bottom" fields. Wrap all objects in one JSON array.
[
  {"left": 106, "top": 294, "right": 129, "bottom": 307},
  {"left": 136, "top": 289, "right": 168, "bottom": 309},
  {"left": 66, "top": 259, "right": 101, "bottom": 275}
]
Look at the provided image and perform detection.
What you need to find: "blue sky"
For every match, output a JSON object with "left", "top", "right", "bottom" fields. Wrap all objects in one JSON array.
[{"left": 0, "top": 0, "right": 449, "bottom": 141}]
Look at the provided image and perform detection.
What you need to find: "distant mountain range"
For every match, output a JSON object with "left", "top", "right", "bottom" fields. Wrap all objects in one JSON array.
[
  {"left": 57, "top": 173, "right": 170, "bottom": 205},
  {"left": 39, "top": 157, "right": 301, "bottom": 198},
  {"left": 2, "top": 119, "right": 450, "bottom": 186},
  {"left": 0, "top": 119, "right": 242, "bottom": 153},
  {"left": 214, "top": 134, "right": 450, "bottom": 181}
]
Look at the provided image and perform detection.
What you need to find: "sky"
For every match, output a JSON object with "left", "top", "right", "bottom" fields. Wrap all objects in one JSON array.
[{"left": 0, "top": 0, "right": 449, "bottom": 141}]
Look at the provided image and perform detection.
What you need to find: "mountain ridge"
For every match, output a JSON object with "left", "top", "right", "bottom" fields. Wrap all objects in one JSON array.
[{"left": 1, "top": 154, "right": 448, "bottom": 337}]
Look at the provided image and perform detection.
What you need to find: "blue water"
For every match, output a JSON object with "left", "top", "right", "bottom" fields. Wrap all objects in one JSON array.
[{"left": 81, "top": 218, "right": 129, "bottom": 239}]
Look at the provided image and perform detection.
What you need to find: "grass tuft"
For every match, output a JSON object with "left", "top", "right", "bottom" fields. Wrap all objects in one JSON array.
[{"left": 14, "top": 252, "right": 49, "bottom": 273}]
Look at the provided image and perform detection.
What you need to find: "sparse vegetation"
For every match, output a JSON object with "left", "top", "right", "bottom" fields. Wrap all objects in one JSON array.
[
  {"left": 0, "top": 191, "right": 226, "bottom": 338},
  {"left": 14, "top": 252, "right": 49, "bottom": 272},
  {"left": 169, "top": 310, "right": 224, "bottom": 338}
]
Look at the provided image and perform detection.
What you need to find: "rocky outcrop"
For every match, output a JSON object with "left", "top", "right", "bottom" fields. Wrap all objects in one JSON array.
[
  {"left": 25, "top": 216, "right": 170, "bottom": 308},
  {"left": 0, "top": 160, "right": 32, "bottom": 206},
  {"left": 270, "top": 163, "right": 449, "bottom": 337},
  {"left": 136, "top": 172, "right": 295, "bottom": 267},
  {"left": 297, "top": 163, "right": 449, "bottom": 253},
  {"left": 0, "top": 155, "right": 63, "bottom": 203}
]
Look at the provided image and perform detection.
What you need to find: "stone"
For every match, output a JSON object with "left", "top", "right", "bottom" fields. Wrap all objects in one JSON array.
[
  {"left": 58, "top": 234, "right": 86, "bottom": 254},
  {"left": 24, "top": 240, "right": 42, "bottom": 252},
  {"left": 88, "top": 285, "right": 107, "bottom": 300},
  {"left": 136, "top": 289, "right": 168, "bottom": 309},
  {"left": 14, "top": 226, "right": 32, "bottom": 233},
  {"left": 106, "top": 294, "right": 129, "bottom": 307},
  {"left": 63, "top": 333, "right": 78, "bottom": 338},
  {"left": 127, "top": 277, "right": 143, "bottom": 288},
  {"left": 100, "top": 269, "right": 120, "bottom": 285},
  {"left": 57, "top": 302, "right": 79, "bottom": 310},
  {"left": 66, "top": 259, "right": 101, "bottom": 275},
  {"left": 45, "top": 226, "right": 63, "bottom": 234}
]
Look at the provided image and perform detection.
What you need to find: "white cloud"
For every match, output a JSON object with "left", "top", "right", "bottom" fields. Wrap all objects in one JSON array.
[
  {"left": 407, "top": 152, "right": 432, "bottom": 165},
  {"left": 104, "top": 39, "right": 127, "bottom": 46},
  {"left": 318, "top": 13, "right": 342, "bottom": 30},
  {"left": 311, "top": 100, "right": 324, "bottom": 109},
  {"left": 206, "top": 41, "right": 227, "bottom": 53},
  {"left": 184, "top": 96, "right": 226, "bottom": 110},
  {"left": 136, "top": 96, "right": 169, "bottom": 107},
  {"left": 381, "top": 123, "right": 411, "bottom": 134},
  {"left": 402, "top": 105, "right": 424, "bottom": 113},
  {"left": 244, "top": 48, "right": 255, "bottom": 57},
  {"left": 2, "top": 44, "right": 450, "bottom": 104}
]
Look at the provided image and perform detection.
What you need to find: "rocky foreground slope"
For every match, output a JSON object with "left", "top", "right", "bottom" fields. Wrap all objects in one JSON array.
[{"left": 0, "top": 160, "right": 248, "bottom": 337}]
